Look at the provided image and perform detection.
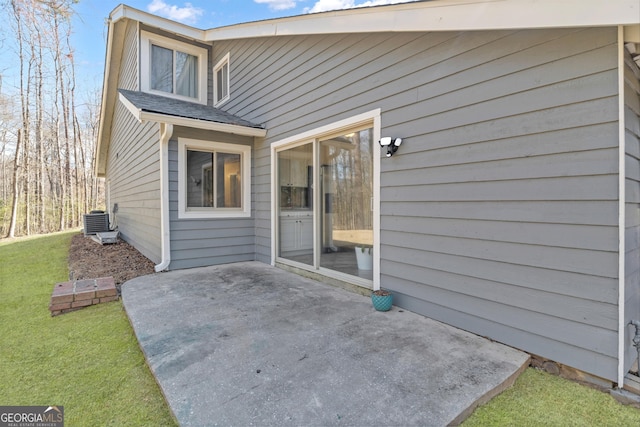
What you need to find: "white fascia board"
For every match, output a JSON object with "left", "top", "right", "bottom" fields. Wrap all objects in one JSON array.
[
  {"left": 118, "top": 92, "right": 143, "bottom": 122},
  {"left": 141, "top": 111, "right": 267, "bottom": 137},
  {"left": 204, "top": 0, "right": 640, "bottom": 41},
  {"left": 110, "top": 4, "right": 205, "bottom": 41},
  {"left": 96, "top": 18, "right": 125, "bottom": 178},
  {"left": 95, "top": 18, "right": 114, "bottom": 178},
  {"left": 109, "top": 1, "right": 640, "bottom": 44}
]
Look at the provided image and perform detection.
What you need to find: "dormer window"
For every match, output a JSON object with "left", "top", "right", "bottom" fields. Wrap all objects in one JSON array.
[
  {"left": 141, "top": 31, "right": 207, "bottom": 104},
  {"left": 214, "top": 53, "right": 230, "bottom": 106}
]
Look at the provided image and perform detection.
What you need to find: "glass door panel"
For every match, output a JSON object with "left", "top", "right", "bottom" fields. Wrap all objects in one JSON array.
[
  {"left": 319, "top": 128, "right": 374, "bottom": 280},
  {"left": 277, "top": 143, "right": 313, "bottom": 266}
]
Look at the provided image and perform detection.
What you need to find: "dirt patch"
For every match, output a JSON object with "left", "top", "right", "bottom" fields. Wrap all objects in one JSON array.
[{"left": 68, "top": 233, "right": 156, "bottom": 289}]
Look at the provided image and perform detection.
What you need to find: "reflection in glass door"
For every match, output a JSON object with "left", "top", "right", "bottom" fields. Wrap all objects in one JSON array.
[
  {"left": 276, "top": 127, "right": 374, "bottom": 282},
  {"left": 319, "top": 129, "right": 374, "bottom": 280},
  {"left": 277, "top": 143, "right": 314, "bottom": 266}
]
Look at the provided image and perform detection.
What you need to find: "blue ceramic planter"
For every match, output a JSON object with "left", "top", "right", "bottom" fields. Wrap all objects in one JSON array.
[{"left": 371, "top": 291, "right": 392, "bottom": 311}]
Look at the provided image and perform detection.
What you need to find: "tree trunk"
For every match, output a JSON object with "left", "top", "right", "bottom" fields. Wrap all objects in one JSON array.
[
  {"left": 53, "top": 17, "right": 66, "bottom": 231},
  {"left": 8, "top": 129, "right": 22, "bottom": 238},
  {"left": 36, "top": 31, "right": 45, "bottom": 233},
  {"left": 23, "top": 125, "right": 30, "bottom": 235},
  {"left": 67, "top": 31, "right": 81, "bottom": 225}
]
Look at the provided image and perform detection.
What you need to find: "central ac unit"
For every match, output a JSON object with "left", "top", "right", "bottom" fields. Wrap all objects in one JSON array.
[{"left": 83, "top": 212, "right": 110, "bottom": 236}]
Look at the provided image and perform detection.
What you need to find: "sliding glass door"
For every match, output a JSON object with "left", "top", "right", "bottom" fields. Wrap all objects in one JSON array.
[{"left": 276, "top": 126, "right": 374, "bottom": 282}]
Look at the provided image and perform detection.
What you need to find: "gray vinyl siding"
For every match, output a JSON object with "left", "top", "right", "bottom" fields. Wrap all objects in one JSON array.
[
  {"left": 624, "top": 52, "right": 640, "bottom": 373},
  {"left": 254, "top": 138, "right": 271, "bottom": 264},
  {"left": 168, "top": 126, "right": 255, "bottom": 270},
  {"left": 106, "top": 20, "right": 162, "bottom": 264},
  {"left": 379, "top": 28, "right": 620, "bottom": 382},
  {"left": 215, "top": 27, "right": 622, "bottom": 380},
  {"left": 106, "top": 23, "right": 216, "bottom": 265},
  {"left": 120, "top": 20, "right": 139, "bottom": 91}
]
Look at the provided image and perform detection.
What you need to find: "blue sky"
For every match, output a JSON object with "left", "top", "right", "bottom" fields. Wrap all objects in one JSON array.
[{"left": 69, "top": 0, "right": 418, "bottom": 97}]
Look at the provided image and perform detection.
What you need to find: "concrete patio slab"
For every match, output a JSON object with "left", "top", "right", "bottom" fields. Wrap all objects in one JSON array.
[{"left": 122, "top": 261, "right": 529, "bottom": 426}]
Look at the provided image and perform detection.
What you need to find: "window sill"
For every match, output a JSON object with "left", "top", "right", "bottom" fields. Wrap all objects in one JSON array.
[{"left": 178, "top": 210, "right": 251, "bottom": 220}]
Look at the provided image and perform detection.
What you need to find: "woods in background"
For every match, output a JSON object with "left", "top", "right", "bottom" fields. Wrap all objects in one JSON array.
[{"left": 0, "top": 0, "right": 103, "bottom": 238}]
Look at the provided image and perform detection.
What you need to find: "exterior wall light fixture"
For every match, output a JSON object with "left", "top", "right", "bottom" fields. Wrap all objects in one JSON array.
[{"left": 379, "top": 137, "right": 402, "bottom": 157}]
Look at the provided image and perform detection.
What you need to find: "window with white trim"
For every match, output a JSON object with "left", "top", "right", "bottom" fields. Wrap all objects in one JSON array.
[
  {"left": 178, "top": 138, "right": 251, "bottom": 218},
  {"left": 214, "top": 53, "right": 230, "bottom": 106},
  {"left": 140, "top": 31, "right": 207, "bottom": 104}
]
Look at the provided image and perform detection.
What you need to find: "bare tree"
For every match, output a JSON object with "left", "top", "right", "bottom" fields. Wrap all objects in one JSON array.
[
  {"left": 7, "top": 0, "right": 26, "bottom": 238},
  {"left": 35, "top": 29, "right": 45, "bottom": 232},
  {"left": 4, "top": 0, "right": 96, "bottom": 237}
]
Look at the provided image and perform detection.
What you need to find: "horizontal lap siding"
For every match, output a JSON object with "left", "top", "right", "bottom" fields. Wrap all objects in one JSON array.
[
  {"left": 168, "top": 127, "right": 255, "bottom": 270},
  {"left": 119, "top": 21, "right": 138, "bottom": 92},
  {"left": 253, "top": 139, "right": 271, "bottom": 264},
  {"left": 215, "top": 28, "right": 620, "bottom": 380},
  {"left": 216, "top": 31, "right": 474, "bottom": 263},
  {"left": 106, "top": 22, "right": 162, "bottom": 264},
  {"left": 624, "top": 53, "right": 640, "bottom": 373},
  {"left": 380, "top": 27, "right": 620, "bottom": 381}
]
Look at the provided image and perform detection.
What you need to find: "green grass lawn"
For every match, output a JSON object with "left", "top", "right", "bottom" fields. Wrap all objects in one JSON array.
[
  {"left": 464, "top": 366, "right": 640, "bottom": 426},
  {"left": 2, "top": 232, "right": 640, "bottom": 426},
  {"left": 0, "top": 231, "right": 176, "bottom": 426}
]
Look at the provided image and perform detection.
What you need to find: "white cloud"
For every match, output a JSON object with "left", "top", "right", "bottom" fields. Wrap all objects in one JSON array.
[
  {"left": 147, "top": 0, "right": 204, "bottom": 25},
  {"left": 253, "top": 0, "right": 297, "bottom": 11},
  {"left": 304, "top": 0, "right": 419, "bottom": 14}
]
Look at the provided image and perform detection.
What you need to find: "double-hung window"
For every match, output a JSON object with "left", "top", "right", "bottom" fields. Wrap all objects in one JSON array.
[
  {"left": 141, "top": 31, "right": 207, "bottom": 104},
  {"left": 178, "top": 138, "right": 251, "bottom": 218}
]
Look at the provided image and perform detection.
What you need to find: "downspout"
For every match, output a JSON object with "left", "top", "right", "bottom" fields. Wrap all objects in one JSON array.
[
  {"left": 617, "top": 25, "right": 627, "bottom": 389},
  {"left": 155, "top": 122, "right": 173, "bottom": 272}
]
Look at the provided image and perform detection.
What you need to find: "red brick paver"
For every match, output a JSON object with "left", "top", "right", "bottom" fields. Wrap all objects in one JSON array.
[{"left": 49, "top": 277, "right": 118, "bottom": 316}]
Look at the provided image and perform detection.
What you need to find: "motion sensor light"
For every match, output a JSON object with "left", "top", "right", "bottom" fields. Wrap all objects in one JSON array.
[{"left": 379, "top": 137, "right": 402, "bottom": 157}]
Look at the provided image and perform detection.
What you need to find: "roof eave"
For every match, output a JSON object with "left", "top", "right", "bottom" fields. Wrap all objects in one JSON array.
[
  {"left": 106, "top": 1, "right": 640, "bottom": 44},
  {"left": 118, "top": 91, "right": 266, "bottom": 138},
  {"left": 110, "top": 4, "right": 205, "bottom": 40},
  {"left": 203, "top": 0, "right": 640, "bottom": 41},
  {"left": 140, "top": 111, "right": 267, "bottom": 137},
  {"left": 95, "top": 17, "right": 125, "bottom": 178}
]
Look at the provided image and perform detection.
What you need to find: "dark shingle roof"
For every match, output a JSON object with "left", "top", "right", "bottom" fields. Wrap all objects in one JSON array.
[{"left": 118, "top": 89, "right": 263, "bottom": 129}]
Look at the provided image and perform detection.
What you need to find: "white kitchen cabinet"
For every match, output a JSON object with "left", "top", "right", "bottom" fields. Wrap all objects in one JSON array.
[{"left": 279, "top": 212, "right": 313, "bottom": 256}]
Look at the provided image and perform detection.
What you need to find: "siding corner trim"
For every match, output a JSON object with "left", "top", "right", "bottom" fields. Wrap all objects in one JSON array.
[{"left": 617, "top": 25, "right": 627, "bottom": 388}]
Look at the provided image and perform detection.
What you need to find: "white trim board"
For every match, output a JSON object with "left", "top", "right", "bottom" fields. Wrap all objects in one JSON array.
[
  {"left": 139, "top": 30, "right": 208, "bottom": 105},
  {"left": 271, "top": 110, "right": 381, "bottom": 150},
  {"left": 617, "top": 25, "right": 627, "bottom": 389},
  {"left": 205, "top": 0, "right": 640, "bottom": 41},
  {"left": 177, "top": 138, "right": 252, "bottom": 219}
]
